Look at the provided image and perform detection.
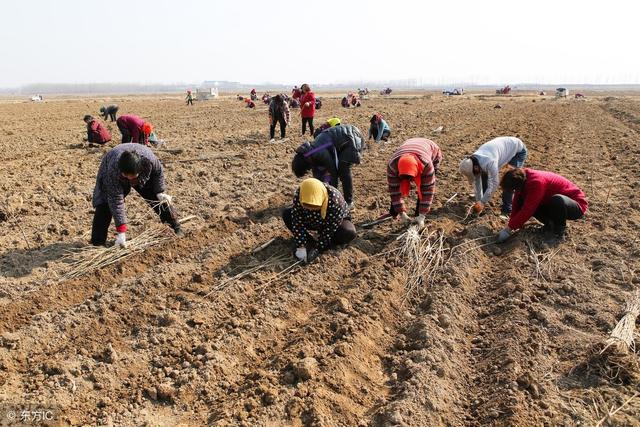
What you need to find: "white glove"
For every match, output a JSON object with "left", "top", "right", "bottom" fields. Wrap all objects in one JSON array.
[
  {"left": 347, "top": 202, "right": 355, "bottom": 211},
  {"left": 156, "top": 193, "right": 172, "bottom": 204},
  {"left": 414, "top": 214, "right": 426, "bottom": 228},
  {"left": 115, "top": 232, "right": 128, "bottom": 248},
  {"left": 295, "top": 247, "right": 307, "bottom": 262},
  {"left": 400, "top": 212, "right": 411, "bottom": 225},
  {"left": 497, "top": 227, "right": 512, "bottom": 243}
]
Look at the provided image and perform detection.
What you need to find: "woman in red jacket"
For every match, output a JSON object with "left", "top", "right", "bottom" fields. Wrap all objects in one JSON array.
[
  {"left": 299, "top": 83, "right": 316, "bottom": 136},
  {"left": 496, "top": 168, "right": 588, "bottom": 242},
  {"left": 83, "top": 115, "right": 111, "bottom": 145}
]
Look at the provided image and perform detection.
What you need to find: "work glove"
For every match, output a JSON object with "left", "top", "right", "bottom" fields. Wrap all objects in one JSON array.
[
  {"left": 115, "top": 232, "right": 128, "bottom": 248},
  {"left": 472, "top": 201, "right": 484, "bottom": 214},
  {"left": 400, "top": 212, "right": 411, "bottom": 225},
  {"left": 295, "top": 247, "right": 307, "bottom": 262},
  {"left": 156, "top": 193, "right": 173, "bottom": 205},
  {"left": 306, "top": 248, "right": 320, "bottom": 263},
  {"left": 413, "top": 214, "right": 426, "bottom": 228},
  {"left": 347, "top": 201, "right": 355, "bottom": 211},
  {"left": 496, "top": 227, "right": 512, "bottom": 243}
]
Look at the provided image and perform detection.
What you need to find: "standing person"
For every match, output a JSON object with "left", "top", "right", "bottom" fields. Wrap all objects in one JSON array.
[
  {"left": 116, "top": 114, "right": 153, "bottom": 145},
  {"left": 300, "top": 83, "right": 316, "bottom": 136},
  {"left": 496, "top": 168, "right": 588, "bottom": 242},
  {"left": 282, "top": 178, "right": 356, "bottom": 263},
  {"left": 292, "top": 85, "right": 301, "bottom": 101},
  {"left": 387, "top": 138, "right": 442, "bottom": 227},
  {"left": 369, "top": 113, "right": 391, "bottom": 143},
  {"left": 250, "top": 88, "right": 257, "bottom": 101},
  {"left": 268, "top": 94, "right": 291, "bottom": 141},
  {"left": 186, "top": 90, "right": 193, "bottom": 106},
  {"left": 83, "top": 115, "right": 111, "bottom": 145},
  {"left": 458, "top": 136, "right": 528, "bottom": 215},
  {"left": 91, "top": 143, "right": 182, "bottom": 247},
  {"left": 291, "top": 124, "right": 364, "bottom": 210},
  {"left": 99, "top": 104, "right": 119, "bottom": 122}
]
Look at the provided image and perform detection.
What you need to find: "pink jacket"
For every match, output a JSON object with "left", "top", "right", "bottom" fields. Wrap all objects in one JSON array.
[{"left": 509, "top": 168, "right": 588, "bottom": 230}]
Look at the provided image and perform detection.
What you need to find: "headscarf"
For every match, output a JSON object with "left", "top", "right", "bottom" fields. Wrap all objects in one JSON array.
[
  {"left": 299, "top": 178, "right": 329, "bottom": 219},
  {"left": 142, "top": 122, "right": 153, "bottom": 136},
  {"left": 327, "top": 117, "right": 341, "bottom": 127},
  {"left": 459, "top": 158, "right": 474, "bottom": 185},
  {"left": 397, "top": 154, "right": 424, "bottom": 200}
]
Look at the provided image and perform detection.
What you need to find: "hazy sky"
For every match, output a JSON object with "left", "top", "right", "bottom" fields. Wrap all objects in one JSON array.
[{"left": 1, "top": 0, "right": 638, "bottom": 87}]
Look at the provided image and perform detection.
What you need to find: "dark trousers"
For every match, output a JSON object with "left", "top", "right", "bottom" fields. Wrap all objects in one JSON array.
[
  {"left": 109, "top": 112, "right": 117, "bottom": 121},
  {"left": 187, "top": 99, "right": 193, "bottom": 105},
  {"left": 372, "top": 128, "right": 391, "bottom": 142},
  {"left": 270, "top": 115, "right": 286, "bottom": 139},
  {"left": 118, "top": 122, "right": 132, "bottom": 144},
  {"left": 533, "top": 194, "right": 583, "bottom": 234},
  {"left": 480, "top": 172, "right": 514, "bottom": 213},
  {"left": 91, "top": 186, "right": 180, "bottom": 246},
  {"left": 282, "top": 208, "right": 356, "bottom": 248},
  {"left": 302, "top": 117, "right": 314, "bottom": 135}
]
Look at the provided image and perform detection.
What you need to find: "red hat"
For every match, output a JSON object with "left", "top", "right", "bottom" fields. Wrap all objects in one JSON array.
[
  {"left": 142, "top": 122, "right": 153, "bottom": 136},
  {"left": 397, "top": 154, "right": 424, "bottom": 200}
]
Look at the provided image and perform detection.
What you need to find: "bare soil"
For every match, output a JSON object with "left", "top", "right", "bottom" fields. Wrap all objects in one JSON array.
[{"left": 0, "top": 92, "right": 639, "bottom": 426}]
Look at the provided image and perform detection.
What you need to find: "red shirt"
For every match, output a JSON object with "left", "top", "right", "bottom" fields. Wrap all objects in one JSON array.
[
  {"left": 88, "top": 120, "right": 111, "bottom": 144},
  {"left": 508, "top": 168, "right": 588, "bottom": 230},
  {"left": 300, "top": 91, "right": 316, "bottom": 118}
]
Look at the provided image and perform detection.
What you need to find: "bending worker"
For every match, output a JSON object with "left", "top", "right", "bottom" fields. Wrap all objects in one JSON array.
[
  {"left": 282, "top": 178, "right": 356, "bottom": 263},
  {"left": 91, "top": 143, "right": 182, "bottom": 247},
  {"left": 291, "top": 124, "right": 364, "bottom": 210},
  {"left": 387, "top": 138, "right": 442, "bottom": 228},
  {"left": 496, "top": 168, "right": 588, "bottom": 242},
  {"left": 459, "top": 136, "right": 527, "bottom": 215}
]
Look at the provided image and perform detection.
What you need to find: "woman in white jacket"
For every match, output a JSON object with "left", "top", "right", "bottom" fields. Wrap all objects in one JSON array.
[{"left": 459, "top": 136, "right": 528, "bottom": 214}]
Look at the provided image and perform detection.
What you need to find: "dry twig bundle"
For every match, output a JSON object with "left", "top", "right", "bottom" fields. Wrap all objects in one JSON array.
[
  {"left": 397, "top": 225, "right": 447, "bottom": 300},
  {"left": 586, "top": 290, "right": 640, "bottom": 385},
  {"left": 59, "top": 215, "right": 195, "bottom": 281}
]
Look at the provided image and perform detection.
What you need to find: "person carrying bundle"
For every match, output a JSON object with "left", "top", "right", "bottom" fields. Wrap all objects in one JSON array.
[
  {"left": 99, "top": 104, "right": 119, "bottom": 121},
  {"left": 116, "top": 114, "right": 153, "bottom": 145},
  {"left": 313, "top": 117, "right": 341, "bottom": 138},
  {"left": 299, "top": 83, "right": 316, "bottom": 136},
  {"left": 369, "top": 113, "right": 391, "bottom": 143},
  {"left": 291, "top": 124, "right": 364, "bottom": 210},
  {"left": 496, "top": 168, "right": 588, "bottom": 242},
  {"left": 458, "top": 136, "right": 528, "bottom": 215},
  {"left": 268, "top": 94, "right": 290, "bottom": 141},
  {"left": 83, "top": 115, "right": 111, "bottom": 145},
  {"left": 282, "top": 178, "right": 356, "bottom": 263},
  {"left": 387, "top": 138, "right": 442, "bottom": 228},
  {"left": 91, "top": 143, "right": 182, "bottom": 247}
]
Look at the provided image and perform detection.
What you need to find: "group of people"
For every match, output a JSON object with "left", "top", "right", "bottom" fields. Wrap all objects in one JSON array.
[
  {"left": 84, "top": 97, "right": 587, "bottom": 268},
  {"left": 284, "top": 133, "right": 588, "bottom": 263}
]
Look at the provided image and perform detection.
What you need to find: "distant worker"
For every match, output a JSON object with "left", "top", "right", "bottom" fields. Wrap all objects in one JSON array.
[
  {"left": 116, "top": 114, "right": 153, "bottom": 145},
  {"left": 91, "top": 143, "right": 182, "bottom": 247},
  {"left": 387, "top": 138, "right": 442, "bottom": 228},
  {"left": 350, "top": 96, "right": 360, "bottom": 107},
  {"left": 250, "top": 88, "right": 257, "bottom": 101},
  {"left": 459, "top": 136, "right": 528, "bottom": 215},
  {"left": 292, "top": 85, "right": 301, "bottom": 101},
  {"left": 99, "top": 104, "right": 119, "bottom": 122},
  {"left": 268, "top": 94, "right": 291, "bottom": 141},
  {"left": 496, "top": 168, "right": 588, "bottom": 243},
  {"left": 292, "top": 124, "right": 364, "bottom": 210},
  {"left": 186, "top": 90, "right": 193, "bottom": 106},
  {"left": 83, "top": 115, "right": 111, "bottom": 145},
  {"left": 313, "top": 117, "right": 341, "bottom": 138},
  {"left": 369, "top": 113, "right": 391, "bottom": 143},
  {"left": 315, "top": 98, "right": 322, "bottom": 110},
  {"left": 341, "top": 97, "right": 349, "bottom": 108},
  {"left": 245, "top": 98, "right": 256, "bottom": 108},
  {"left": 282, "top": 178, "right": 356, "bottom": 263},
  {"left": 300, "top": 83, "right": 316, "bottom": 136}
]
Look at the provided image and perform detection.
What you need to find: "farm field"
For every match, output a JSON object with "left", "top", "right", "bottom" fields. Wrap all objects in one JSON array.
[{"left": 1, "top": 91, "right": 640, "bottom": 426}]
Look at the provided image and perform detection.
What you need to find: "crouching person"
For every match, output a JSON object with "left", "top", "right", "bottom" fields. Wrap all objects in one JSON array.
[
  {"left": 496, "top": 168, "right": 588, "bottom": 243},
  {"left": 91, "top": 143, "right": 182, "bottom": 247},
  {"left": 282, "top": 178, "right": 356, "bottom": 263},
  {"left": 84, "top": 115, "right": 111, "bottom": 145}
]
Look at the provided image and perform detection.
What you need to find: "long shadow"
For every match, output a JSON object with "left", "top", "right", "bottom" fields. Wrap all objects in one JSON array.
[{"left": 0, "top": 241, "right": 84, "bottom": 278}]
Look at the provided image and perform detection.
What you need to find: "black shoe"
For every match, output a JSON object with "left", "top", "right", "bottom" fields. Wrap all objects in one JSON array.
[{"left": 173, "top": 226, "right": 184, "bottom": 238}]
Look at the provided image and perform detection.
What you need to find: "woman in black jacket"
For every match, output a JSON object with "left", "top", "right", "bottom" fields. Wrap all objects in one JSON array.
[{"left": 291, "top": 124, "right": 364, "bottom": 209}]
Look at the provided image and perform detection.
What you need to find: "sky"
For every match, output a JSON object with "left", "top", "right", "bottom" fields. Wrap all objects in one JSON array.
[{"left": 1, "top": 0, "right": 639, "bottom": 87}]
